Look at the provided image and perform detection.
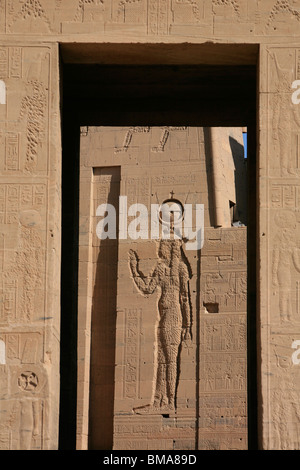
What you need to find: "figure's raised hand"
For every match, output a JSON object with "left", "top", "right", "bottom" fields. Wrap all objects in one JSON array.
[{"left": 129, "top": 249, "right": 139, "bottom": 274}]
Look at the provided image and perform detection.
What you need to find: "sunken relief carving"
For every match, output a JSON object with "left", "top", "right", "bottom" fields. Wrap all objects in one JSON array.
[{"left": 129, "top": 239, "right": 192, "bottom": 414}]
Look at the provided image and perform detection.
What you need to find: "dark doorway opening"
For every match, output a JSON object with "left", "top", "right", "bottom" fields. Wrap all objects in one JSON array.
[{"left": 58, "top": 43, "right": 258, "bottom": 450}]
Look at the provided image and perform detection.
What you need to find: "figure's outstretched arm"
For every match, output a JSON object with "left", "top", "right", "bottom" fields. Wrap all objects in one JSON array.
[{"left": 129, "top": 249, "right": 158, "bottom": 295}]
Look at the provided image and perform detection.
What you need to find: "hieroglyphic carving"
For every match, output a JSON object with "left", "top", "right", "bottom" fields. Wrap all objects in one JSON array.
[
  {"left": 0, "top": 184, "right": 46, "bottom": 225},
  {"left": 271, "top": 340, "right": 300, "bottom": 449},
  {"left": 18, "top": 399, "right": 41, "bottom": 449},
  {"left": 212, "top": 0, "right": 240, "bottom": 16},
  {"left": 0, "top": 41, "right": 54, "bottom": 447},
  {"left": 125, "top": 176, "right": 150, "bottom": 207},
  {"left": 116, "top": 0, "right": 143, "bottom": 22},
  {"left": 267, "top": 0, "right": 300, "bottom": 28},
  {"left": 0, "top": 233, "right": 4, "bottom": 273},
  {"left": 199, "top": 394, "right": 247, "bottom": 431},
  {"left": 74, "top": 0, "right": 104, "bottom": 21},
  {"left": 270, "top": 51, "right": 300, "bottom": 176},
  {"left": 5, "top": 133, "right": 20, "bottom": 171},
  {"left": 115, "top": 127, "right": 150, "bottom": 153},
  {"left": 152, "top": 173, "right": 197, "bottom": 186},
  {"left": 0, "top": 330, "right": 45, "bottom": 448},
  {"left": 0, "top": 47, "right": 50, "bottom": 174},
  {"left": 202, "top": 271, "right": 247, "bottom": 312},
  {"left": 151, "top": 127, "right": 187, "bottom": 152},
  {"left": 12, "top": 370, "right": 44, "bottom": 449},
  {"left": 0, "top": 429, "right": 10, "bottom": 450},
  {"left": 129, "top": 239, "right": 192, "bottom": 413},
  {"left": 14, "top": 225, "right": 44, "bottom": 322},
  {"left": 4, "top": 0, "right": 300, "bottom": 36},
  {"left": 0, "top": 184, "right": 19, "bottom": 224},
  {"left": 7, "top": 0, "right": 52, "bottom": 32},
  {"left": 0, "top": 47, "right": 22, "bottom": 79},
  {"left": 0, "top": 279, "right": 17, "bottom": 324},
  {"left": 271, "top": 183, "right": 300, "bottom": 209},
  {"left": 0, "top": 47, "right": 8, "bottom": 78},
  {"left": 0, "top": 363, "right": 47, "bottom": 449},
  {"left": 10, "top": 47, "right": 22, "bottom": 78},
  {"left": 172, "top": 0, "right": 204, "bottom": 22},
  {"left": 199, "top": 226, "right": 247, "bottom": 449},
  {"left": 272, "top": 210, "right": 300, "bottom": 322},
  {"left": 297, "top": 48, "right": 300, "bottom": 79},
  {"left": 18, "top": 371, "right": 38, "bottom": 391},
  {"left": 252, "top": 0, "right": 300, "bottom": 35},
  {"left": 61, "top": 0, "right": 106, "bottom": 32},
  {"left": 19, "top": 80, "right": 47, "bottom": 173},
  {"left": 1, "top": 332, "right": 41, "bottom": 363},
  {"left": 148, "top": 0, "right": 169, "bottom": 35},
  {"left": 0, "top": 184, "right": 45, "bottom": 324},
  {"left": 124, "top": 308, "right": 142, "bottom": 399},
  {"left": 201, "top": 315, "right": 247, "bottom": 355},
  {"left": 0, "top": 0, "right": 5, "bottom": 33}
]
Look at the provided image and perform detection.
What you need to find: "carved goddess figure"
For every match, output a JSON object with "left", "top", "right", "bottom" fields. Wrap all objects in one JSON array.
[
  {"left": 129, "top": 239, "right": 192, "bottom": 413},
  {"left": 272, "top": 210, "right": 300, "bottom": 322},
  {"left": 270, "top": 51, "right": 300, "bottom": 176}
]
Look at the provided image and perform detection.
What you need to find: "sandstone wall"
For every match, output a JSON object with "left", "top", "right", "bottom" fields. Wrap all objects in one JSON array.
[{"left": 0, "top": 0, "right": 300, "bottom": 450}]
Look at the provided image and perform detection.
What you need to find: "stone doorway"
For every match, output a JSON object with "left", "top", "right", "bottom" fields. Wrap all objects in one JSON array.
[
  {"left": 58, "top": 45, "right": 257, "bottom": 450},
  {"left": 77, "top": 125, "right": 248, "bottom": 450}
]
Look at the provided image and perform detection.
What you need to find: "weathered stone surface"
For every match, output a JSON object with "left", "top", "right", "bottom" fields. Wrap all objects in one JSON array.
[{"left": 0, "top": 0, "right": 300, "bottom": 451}]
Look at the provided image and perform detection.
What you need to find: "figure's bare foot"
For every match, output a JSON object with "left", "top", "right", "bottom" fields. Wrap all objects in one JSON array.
[
  {"left": 133, "top": 402, "right": 175, "bottom": 415},
  {"left": 133, "top": 404, "right": 159, "bottom": 415}
]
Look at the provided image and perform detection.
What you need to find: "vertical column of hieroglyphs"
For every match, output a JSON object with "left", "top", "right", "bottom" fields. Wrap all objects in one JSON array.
[
  {"left": 198, "top": 226, "right": 247, "bottom": 450},
  {"left": 260, "top": 46, "right": 300, "bottom": 450},
  {"left": 4, "top": 0, "right": 109, "bottom": 36},
  {"left": 0, "top": 36, "right": 61, "bottom": 448}
]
